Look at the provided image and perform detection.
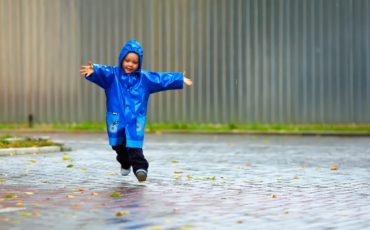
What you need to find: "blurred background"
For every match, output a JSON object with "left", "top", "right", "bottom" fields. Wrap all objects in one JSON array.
[{"left": 0, "top": 0, "right": 369, "bottom": 125}]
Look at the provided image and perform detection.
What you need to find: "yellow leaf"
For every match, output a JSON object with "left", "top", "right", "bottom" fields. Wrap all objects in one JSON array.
[
  {"left": 73, "top": 202, "right": 83, "bottom": 207},
  {"left": 19, "top": 211, "right": 32, "bottom": 217},
  {"left": 4, "top": 194, "right": 18, "bottom": 199},
  {"left": 30, "top": 159, "right": 36, "bottom": 164},
  {"left": 174, "top": 170, "right": 183, "bottom": 174},
  {"left": 151, "top": 227, "right": 163, "bottom": 230},
  {"left": 0, "top": 178, "right": 7, "bottom": 183},
  {"left": 171, "top": 160, "right": 179, "bottom": 163},
  {"left": 110, "top": 192, "right": 121, "bottom": 197},
  {"left": 91, "top": 192, "right": 99, "bottom": 196},
  {"left": 175, "top": 176, "right": 181, "bottom": 180},
  {"left": 16, "top": 202, "right": 24, "bottom": 207},
  {"left": 187, "top": 174, "right": 193, "bottom": 179},
  {"left": 62, "top": 155, "right": 71, "bottom": 161},
  {"left": 66, "top": 194, "right": 75, "bottom": 198},
  {"left": 115, "top": 211, "right": 129, "bottom": 216},
  {"left": 180, "top": 226, "right": 199, "bottom": 230},
  {"left": 330, "top": 163, "right": 339, "bottom": 170},
  {"left": 23, "top": 192, "right": 34, "bottom": 195}
]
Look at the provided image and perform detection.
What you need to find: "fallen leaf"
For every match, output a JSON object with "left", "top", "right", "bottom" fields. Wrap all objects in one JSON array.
[
  {"left": 62, "top": 155, "right": 71, "bottom": 161},
  {"left": 66, "top": 194, "right": 75, "bottom": 198},
  {"left": 73, "top": 202, "right": 84, "bottom": 207},
  {"left": 23, "top": 192, "right": 34, "bottom": 195},
  {"left": 0, "top": 178, "right": 7, "bottom": 183},
  {"left": 115, "top": 211, "right": 129, "bottom": 216},
  {"left": 16, "top": 202, "right": 24, "bottom": 207},
  {"left": 180, "top": 226, "right": 199, "bottom": 230},
  {"left": 32, "top": 212, "right": 41, "bottom": 216},
  {"left": 186, "top": 174, "right": 193, "bottom": 179},
  {"left": 271, "top": 194, "right": 277, "bottom": 198},
  {"left": 66, "top": 164, "right": 74, "bottom": 168},
  {"left": 91, "top": 192, "right": 99, "bottom": 196},
  {"left": 30, "top": 159, "right": 36, "bottom": 164},
  {"left": 0, "top": 216, "right": 10, "bottom": 222},
  {"left": 174, "top": 170, "right": 183, "bottom": 174},
  {"left": 175, "top": 176, "right": 181, "bottom": 180},
  {"left": 171, "top": 160, "right": 179, "bottom": 163},
  {"left": 110, "top": 192, "right": 121, "bottom": 197},
  {"left": 72, "top": 188, "right": 85, "bottom": 193},
  {"left": 4, "top": 194, "right": 18, "bottom": 199},
  {"left": 19, "top": 211, "right": 32, "bottom": 217},
  {"left": 151, "top": 227, "right": 163, "bottom": 230},
  {"left": 330, "top": 163, "right": 339, "bottom": 170},
  {"left": 9, "top": 219, "right": 22, "bottom": 224},
  {"left": 263, "top": 140, "right": 270, "bottom": 144},
  {"left": 293, "top": 176, "right": 300, "bottom": 180}
]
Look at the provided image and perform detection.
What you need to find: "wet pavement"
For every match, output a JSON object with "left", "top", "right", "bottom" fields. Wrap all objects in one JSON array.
[{"left": 0, "top": 132, "right": 370, "bottom": 230}]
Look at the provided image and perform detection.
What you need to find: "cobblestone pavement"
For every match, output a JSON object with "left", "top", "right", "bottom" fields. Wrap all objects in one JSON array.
[{"left": 0, "top": 132, "right": 370, "bottom": 230}]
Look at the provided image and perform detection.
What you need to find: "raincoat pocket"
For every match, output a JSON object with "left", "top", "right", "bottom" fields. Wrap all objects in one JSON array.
[{"left": 106, "top": 112, "right": 124, "bottom": 138}]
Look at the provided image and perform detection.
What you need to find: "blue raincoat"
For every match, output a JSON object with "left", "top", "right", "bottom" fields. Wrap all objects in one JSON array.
[{"left": 85, "top": 40, "right": 183, "bottom": 148}]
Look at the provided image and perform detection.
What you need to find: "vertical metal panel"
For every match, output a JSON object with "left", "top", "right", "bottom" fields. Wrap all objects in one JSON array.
[{"left": 1, "top": 0, "right": 370, "bottom": 124}]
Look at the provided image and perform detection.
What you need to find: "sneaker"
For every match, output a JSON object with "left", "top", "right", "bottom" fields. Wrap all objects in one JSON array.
[
  {"left": 135, "top": 169, "right": 147, "bottom": 182},
  {"left": 121, "top": 167, "right": 131, "bottom": 176}
]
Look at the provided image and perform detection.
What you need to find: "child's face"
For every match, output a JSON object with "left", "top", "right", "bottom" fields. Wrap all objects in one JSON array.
[{"left": 122, "top": 52, "right": 139, "bottom": 74}]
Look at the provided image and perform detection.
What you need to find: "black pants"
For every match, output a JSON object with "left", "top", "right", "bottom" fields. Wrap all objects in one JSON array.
[{"left": 112, "top": 145, "right": 149, "bottom": 173}]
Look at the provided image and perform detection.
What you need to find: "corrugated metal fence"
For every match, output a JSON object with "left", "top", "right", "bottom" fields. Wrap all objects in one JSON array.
[{"left": 1, "top": 0, "right": 369, "bottom": 124}]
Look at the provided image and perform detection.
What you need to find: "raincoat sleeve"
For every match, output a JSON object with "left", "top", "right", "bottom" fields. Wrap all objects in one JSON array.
[
  {"left": 143, "top": 71, "right": 184, "bottom": 94},
  {"left": 85, "top": 64, "right": 115, "bottom": 89}
]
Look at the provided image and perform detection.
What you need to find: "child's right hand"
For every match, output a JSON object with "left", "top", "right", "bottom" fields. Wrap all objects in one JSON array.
[{"left": 80, "top": 60, "right": 94, "bottom": 77}]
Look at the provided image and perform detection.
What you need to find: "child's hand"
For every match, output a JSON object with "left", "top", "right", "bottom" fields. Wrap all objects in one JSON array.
[
  {"left": 183, "top": 71, "right": 193, "bottom": 87},
  {"left": 80, "top": 60, "right": 94, "bottom": 77}
]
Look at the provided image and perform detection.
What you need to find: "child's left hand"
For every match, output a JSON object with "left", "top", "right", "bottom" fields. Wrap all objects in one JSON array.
[{"left": 183, "top": 71, "right": 193, "bottom": 87}]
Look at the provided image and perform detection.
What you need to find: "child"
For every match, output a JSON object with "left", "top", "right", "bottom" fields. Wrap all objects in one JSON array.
[{"left": 80, "top": 40, "right": 193, "bottom": 182}]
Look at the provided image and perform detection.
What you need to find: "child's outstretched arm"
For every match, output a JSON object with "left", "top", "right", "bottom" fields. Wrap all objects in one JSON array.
[
  {"left": 80, "top": 60, "right": 114, "bottom": 89},
  {"left": 143, "top": 71, "right": 193, "bottom": 94}
]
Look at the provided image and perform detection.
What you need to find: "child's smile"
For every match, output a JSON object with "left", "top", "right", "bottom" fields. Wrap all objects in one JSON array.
[{"left": 122, "top": 52, "right": 139, "bottom": 74}]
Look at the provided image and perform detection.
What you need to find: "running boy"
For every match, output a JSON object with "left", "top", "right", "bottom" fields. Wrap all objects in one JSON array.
[{"left": 80, "top": 40, "right": 193, "bottom": 182}]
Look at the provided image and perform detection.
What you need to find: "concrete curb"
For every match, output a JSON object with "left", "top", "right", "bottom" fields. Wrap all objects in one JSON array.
[{"left": 0, "top": 146, "right": 62, "bottom": 156}]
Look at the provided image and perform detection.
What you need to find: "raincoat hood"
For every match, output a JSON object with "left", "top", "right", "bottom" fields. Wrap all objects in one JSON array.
[{"left": 118, "top": 40, "right": 143, "bottom": 74}]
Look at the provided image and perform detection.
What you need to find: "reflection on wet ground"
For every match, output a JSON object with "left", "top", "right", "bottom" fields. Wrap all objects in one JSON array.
[{"left": 1, "top": 132, "right": 370, "bottom": 229}]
